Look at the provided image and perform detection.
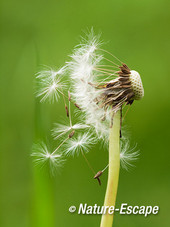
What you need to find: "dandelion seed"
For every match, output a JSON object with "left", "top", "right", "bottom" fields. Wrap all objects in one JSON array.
[
  {"left": 120, "top": 137, "right": 140, "bottom": 171},
  {"left": 52, "top": 123, "right": 90, "bottom": 139},
  {"left": 36, "top": 66, "right": 66, "bottom": 80},
  {"left": 64, "top": 132, "right": 96, "bottom": 156},
  {"left": 31, "top": 142, "right": 64, "bottom": 175},
  {"left": 36, "top": 66, "right": 66, "bottom": 103}
]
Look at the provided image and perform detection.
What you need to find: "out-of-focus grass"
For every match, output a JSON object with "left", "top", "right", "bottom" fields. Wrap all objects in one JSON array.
[{"left": 32, "top": 71, "right": 55, "bottom": 227}]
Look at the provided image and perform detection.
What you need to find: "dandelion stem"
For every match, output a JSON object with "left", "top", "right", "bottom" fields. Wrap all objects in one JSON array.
[{"left": 100, "top": 110, "right": 120, "bottom": 227}]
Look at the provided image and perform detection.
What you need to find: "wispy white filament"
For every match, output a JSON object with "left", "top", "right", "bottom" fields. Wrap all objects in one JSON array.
[
  {"left": 52, "top": 123, "right": 90, "bottom": 139},
  {"left": 120, "top": 137, "right": 140, "bottom": 171},
  {"left": 68, "top": 31, "right": 114, "bottom": 138},
  {"left": 32, "top": 142, "right": 64, "bottom": 175},
  {"left": 64, "top": 132, "right": 96, "bottom": 156}
]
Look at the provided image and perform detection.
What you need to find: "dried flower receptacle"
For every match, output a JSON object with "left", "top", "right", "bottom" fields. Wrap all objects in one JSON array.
[{"left": 97, "top": 63, "right": 144, "bottom": 113}]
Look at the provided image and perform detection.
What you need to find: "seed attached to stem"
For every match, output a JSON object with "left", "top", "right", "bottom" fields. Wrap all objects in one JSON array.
[
  {"left": 94, "top": 171, "right": 103, "bottom": 186},
  {"left": 74, "top": 103, "right": 82, "bottom": 110},
  {"left": 65, "top": 104, "right": 69, "bottom": 117},
  {"left": 69, "top": 130, "right": 75, "bottom": 138}
]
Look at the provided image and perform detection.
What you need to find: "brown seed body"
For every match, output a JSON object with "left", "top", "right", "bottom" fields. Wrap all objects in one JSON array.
[{"left": 97, "top": 63, "right": 144, "bottom": 112}]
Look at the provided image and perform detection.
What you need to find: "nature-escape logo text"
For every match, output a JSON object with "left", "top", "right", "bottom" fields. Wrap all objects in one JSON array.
[{"left": 69, "top": 203, "right": 159, "bottom": 217}]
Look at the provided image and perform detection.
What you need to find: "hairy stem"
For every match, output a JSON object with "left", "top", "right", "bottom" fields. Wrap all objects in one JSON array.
[{"left": 100, "top": 110, "right": 120, "bottom": 227}]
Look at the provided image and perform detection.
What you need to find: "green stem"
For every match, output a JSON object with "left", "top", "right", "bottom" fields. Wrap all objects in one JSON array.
[{"left": 100, "top": 110, "right": 120, "bottom": 227}]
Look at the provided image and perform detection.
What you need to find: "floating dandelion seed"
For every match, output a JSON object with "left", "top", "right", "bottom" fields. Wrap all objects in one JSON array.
[
  {"left": 36, "top": 66, "right": 66, "bottom": 103},
  {"left": 120, "top": 137, "right": 140, "bottom": 171},
  {"left": 64, "top": 132, "right": 96, "bottom": 156},
  {"left": 31, "top": 142, "right": 65, "bottom": 175}
]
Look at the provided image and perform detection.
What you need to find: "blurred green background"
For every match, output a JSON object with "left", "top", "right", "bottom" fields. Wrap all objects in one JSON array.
[{"left": 0, "top": 0, "right": 170, "bottom": 226}]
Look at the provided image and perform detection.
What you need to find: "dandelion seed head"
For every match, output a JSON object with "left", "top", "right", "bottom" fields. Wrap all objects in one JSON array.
[
  {"left": 33, "top": 30, "right": 143, "bottom": 178},
  {"left": 129, "top": 70, "right": 144, "bottom": 100},
  {"left": 68, "top": 31, "right": 144, "bottom": 140}
]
